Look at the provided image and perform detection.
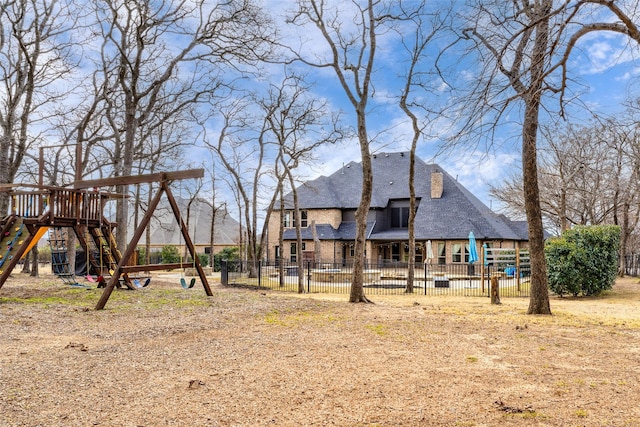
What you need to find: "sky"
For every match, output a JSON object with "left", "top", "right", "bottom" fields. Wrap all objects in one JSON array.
[
  {"left": 237, "top": 0, "right": 640, "bottom": 218},
  {"left": 7, "top": 0, "right": 638, "bottom": 225}
]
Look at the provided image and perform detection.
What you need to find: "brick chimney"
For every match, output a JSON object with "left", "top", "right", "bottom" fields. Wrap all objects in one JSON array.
[{"left": 431, "top": 170, "right": 443, "bottom": 199}]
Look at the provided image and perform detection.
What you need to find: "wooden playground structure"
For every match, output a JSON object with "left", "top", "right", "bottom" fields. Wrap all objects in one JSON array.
[{"left": 0, "top": 169, "right": 212, "bottom": 309}]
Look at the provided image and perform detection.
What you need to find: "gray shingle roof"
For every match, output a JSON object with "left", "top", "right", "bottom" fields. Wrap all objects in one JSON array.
[
  {"left": 286, "top": 151, "right": 529, "bottom": 241},
  {"left": 143, "top": 198, "right": 240, "bottom": 246}
]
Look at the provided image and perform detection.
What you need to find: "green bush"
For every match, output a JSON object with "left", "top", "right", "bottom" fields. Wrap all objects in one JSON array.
[
  {"left": 137, "top": 247, "right": 147, "bottom": 265},
  {"left": 198, "top": 253, "right": 209, "bottom": 267},
  {"left": 545, "top": 238, "right": 581, "bottom": 297},
  {"left": 38, "top": 245, "right": 52, "bottom": 263},
  {"left": 545, "top": 225, "right": 620, "bottom": 296},
  {"left": 213, "top": 246, "right": 240, "bottom": 272},
  {"left": 160, "top": 245, "right": 180, "bottom": 264}
]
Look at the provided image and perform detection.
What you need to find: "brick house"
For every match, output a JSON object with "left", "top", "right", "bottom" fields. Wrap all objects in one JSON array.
[{"left": 266, "top": 151, "right": 529, "bottom": 266}]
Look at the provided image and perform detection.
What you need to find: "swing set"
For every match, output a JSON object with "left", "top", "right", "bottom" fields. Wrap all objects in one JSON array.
[{"left": 0, "top": 168, "right": 212, "bottom": 310}]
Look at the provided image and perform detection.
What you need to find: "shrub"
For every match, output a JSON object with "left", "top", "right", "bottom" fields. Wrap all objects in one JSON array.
[
  {"left": 137, "top": 247, "right": 147, "bottom": 265},
  {"left": 213, "top": 246, "right": 240, "bottom": 272},
  {"left": 160, "top": 245, "right": 180, "bottom": 264},
  {"left": 545, "top": 225, "right": 620, "bottom": 296},
  {"left": 198, "top": 253, "right": 209, "bottom": 267},
  {"left": 545, "top": 238, "right": 581, "bottom": 297}
]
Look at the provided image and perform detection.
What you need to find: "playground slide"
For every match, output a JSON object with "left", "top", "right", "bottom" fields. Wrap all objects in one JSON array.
[{"left": 20, "top": 226, "right": 49, "bottom": 258}]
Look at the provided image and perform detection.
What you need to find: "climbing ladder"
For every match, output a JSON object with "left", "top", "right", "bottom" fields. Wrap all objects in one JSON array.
[
  {"left": 48, "top": 227, "right": 80, "bottom": 286},
  {"left": 0, "top": 215, "right": 25, "bottom": 275},
  {"left": 72, "top": 220, "right": 135, "bottom": 289},
  {"left": 89, "top": 224, "right": 119, "bottom": 275}
]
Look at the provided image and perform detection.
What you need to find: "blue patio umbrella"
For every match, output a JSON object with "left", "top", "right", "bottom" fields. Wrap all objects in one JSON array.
[
  {"left": 482, "top": 243, "right": 488, "bottom": 266},
  {"left": 468, "top": 231, "right": 479, "bottom": 264}
]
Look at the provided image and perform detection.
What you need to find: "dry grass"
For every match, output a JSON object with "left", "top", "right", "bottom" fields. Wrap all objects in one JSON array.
[{"left": 1, "top": 272, "right": 640, "bottom": 426}]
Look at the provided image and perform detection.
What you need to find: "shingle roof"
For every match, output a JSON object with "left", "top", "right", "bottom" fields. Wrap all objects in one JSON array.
[
  {"left": 143, "top": 198, "right": 240, "bottom": 246},
  {"left": 286, "top": 151, "right": 529, "bottom": 241},
  {"left": 282, "top": 221, "right": 376, "bottom": 241}
]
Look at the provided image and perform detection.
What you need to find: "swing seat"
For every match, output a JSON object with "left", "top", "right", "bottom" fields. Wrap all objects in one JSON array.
[
  {"left": 70, "top": 282, "right": 91, "bottom": 289},
  {"left": 180, "top": 277, "right": 196, "bottom": 289},
  {"left": 86, "top": 275, "right": 96, "bottom": 283},
  {"left": 133, "top": 278, "right": 151, "bottom": 288}
]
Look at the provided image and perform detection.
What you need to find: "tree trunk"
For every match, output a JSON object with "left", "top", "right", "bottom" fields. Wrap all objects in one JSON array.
[
  {"left": 22, "top": 251, "right": 31, "bottom": 274},
  {"left": 278, "top": 182, "right": 285, "bottom": 288},
  {"left": 350, "top": 118, "right": 373, "bottom": 303},
  {"left": 524, "top": 1, "right": 552, "bottom": 315},
  {"left": 30, "top": 245, "right": 39, "bottom": 277},
  {"left": 0, "top": 135, "right": 9, "bottom": 214}
]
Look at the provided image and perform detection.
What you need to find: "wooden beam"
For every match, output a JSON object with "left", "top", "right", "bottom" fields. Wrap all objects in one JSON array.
[
  {"left": 94, "top": 183, "right": 167, "bottom": 310},
  {"left": 74, "top": 169, "right": 204, "bottom": 189},
  {"left": 120, "top": 263, "right": 194, "bottom": 273}
]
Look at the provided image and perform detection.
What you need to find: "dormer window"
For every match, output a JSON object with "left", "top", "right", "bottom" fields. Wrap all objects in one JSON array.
[
  {"left": 391, "top": 207, "right": 409, "bottom": 228},
  {"left": 388, "top": 198, "right": 419, "bottom": 229},
  {"left": 283, "top": 210, "right": 308, "bottom": 228}
]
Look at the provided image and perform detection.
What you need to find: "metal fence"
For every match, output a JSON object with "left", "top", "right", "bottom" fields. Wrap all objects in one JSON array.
[
  {"left": 624, "top": 254, "right": 640, "bottom": 277},
  {"left": 220, "top": 259, "right": 531, "bottom": 298}
]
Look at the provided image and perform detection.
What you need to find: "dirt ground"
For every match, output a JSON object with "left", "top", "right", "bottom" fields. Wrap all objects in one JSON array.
[{"left": 1, "top": 272, "right": 640, "bottom": 427}]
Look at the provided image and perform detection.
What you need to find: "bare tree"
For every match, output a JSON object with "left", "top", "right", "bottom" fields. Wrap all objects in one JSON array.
[
  {"left": 263, "top": 71, "right": 344, "bottom": 293},
  {"left": 88, "top": 0, "right": 275, "bottom": 251},
  {"left": 396, "top": 2, "right": 450, "bottom": 293},
  {"left": 0, "top": 0, "right": 78, "bottom": 212},
  {"left": 286, "top": 0, "right": 398, "bottom": 303},
  {"left": 204, "top": 98, "right": 283, "bottom": 276},
  {"left": 198, "top": 164, "right": 227, "bottom": 268},
  {"left": 490, "top": 118, "right": 640, "bottom": 275},
  {"left": 458, "top": 0, "right": 640, "bottom": 314}
]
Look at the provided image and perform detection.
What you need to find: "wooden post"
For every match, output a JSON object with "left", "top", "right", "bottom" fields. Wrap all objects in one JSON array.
[
  {"left": 515, "top": 244, "right": 521, "bottom": 292},
  {"left": 490, "top": 274, "right": 501, "bottom": 305}
]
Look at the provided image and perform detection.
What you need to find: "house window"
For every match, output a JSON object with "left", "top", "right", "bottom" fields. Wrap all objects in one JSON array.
[
  {"left": 275, "top": 246, "right": 280, "bottom": 261},
  {"left": 390, "top": 207, "right": 409, "bottom": 228},
  {"left": 289, "top": 242, "right": 306, "bottom": 262},
  {"left": 283, "top": 210, "right": 308, "bottom": 228},
  {"left": 437, "top": 242, "right": 446, "bottom": 265},
  {"left": 392, "top": 242, "right": 400, "bottom": 261},
  {"left": 452, "top": 243, "right": 461, "bottom": 263},
  {"left": 452, "top": 243, "right": 470, "bottom": 263},
  {"left": 415, "top": 246, "right": 423, "bottom": 263}
]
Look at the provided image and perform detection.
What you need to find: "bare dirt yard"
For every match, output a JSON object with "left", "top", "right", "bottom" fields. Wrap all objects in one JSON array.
[{"left": 1, "top": 272, "right": 640, "bottom": 427}]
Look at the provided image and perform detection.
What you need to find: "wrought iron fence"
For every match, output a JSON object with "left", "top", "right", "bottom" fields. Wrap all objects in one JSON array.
[{"left": 220, "top": 259, "right": 531, "bottom": 298}]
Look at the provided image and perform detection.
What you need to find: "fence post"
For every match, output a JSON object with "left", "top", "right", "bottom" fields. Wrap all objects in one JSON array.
[
  {"left": 307, "top": 261, "right": 311, "bottom": 293},
  {"left": 424, "top": 262, "right": 427, "bottom": 295},
  {"left": 258, "top": 261, "right": 262, "bottom": 287},
  {"left": 221, "top": 260, "right": 228, "bottom": 286},
  {"left": 490, "top": 274, "right": 501, "bottom": 304}
]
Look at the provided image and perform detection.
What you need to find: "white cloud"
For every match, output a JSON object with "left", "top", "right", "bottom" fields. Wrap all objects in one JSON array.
[
  {"left": 575, "top": 32, "right": 640, "bottom": 75},
  {"left": 440, "top": 151, "right": 520, "bottom": 207}
]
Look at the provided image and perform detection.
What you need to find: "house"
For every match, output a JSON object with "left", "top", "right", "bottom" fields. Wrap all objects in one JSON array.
[{"left": 266, "top": 151, "right": 529, "bottom": 266}]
